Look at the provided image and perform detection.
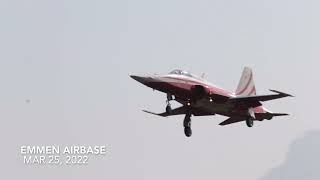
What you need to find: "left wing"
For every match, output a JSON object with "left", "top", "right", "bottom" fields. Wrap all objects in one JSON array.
[
  {"left": 229, "top": 89, "right": 293, "bottom": 108},
  {"left": 143, "top": 106, "right": 215, "bottom": 117},
  {"left": 142, "top": 106, "right": 188, "bottom": 117}
]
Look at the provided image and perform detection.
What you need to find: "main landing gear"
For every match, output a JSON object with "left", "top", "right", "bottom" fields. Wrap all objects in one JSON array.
[
  {"left": 183, "top": 112, "right": 192, "bottom": 137},
  {"left": 166, "top": 94, "right": 173, "bottom": 114},
  {"left": 166, "top": 104, "right": 172, "bottom": 114},
  {"left": 246, "top": 108, "right": 255, "bottom": 127},
  {"left": 246, "top": 118, "right": 254, "bottom": 127}
]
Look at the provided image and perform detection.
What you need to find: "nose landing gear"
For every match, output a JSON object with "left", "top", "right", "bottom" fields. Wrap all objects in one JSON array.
[
  {"left": 166, "top": 94, "right": 174, "bottom": 114},
  {"left": 165, "top": 94, "right": 193, "bottom": 137},
  {"left": 166, "top": 104, "right": 172, "bottom": 114}
]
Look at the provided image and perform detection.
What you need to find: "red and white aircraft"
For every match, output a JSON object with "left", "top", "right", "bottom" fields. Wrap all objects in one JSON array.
[{"left": 130, "top": 67, "right": 293, "bottom": 137}]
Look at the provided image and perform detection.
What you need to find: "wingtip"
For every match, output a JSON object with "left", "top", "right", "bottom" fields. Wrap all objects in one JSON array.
[
  {"left": 272, "top": 113, "right": 290, "bottom": 116},
  {"left": 142, "top": 109, "right": 156, "bottom": 115},
  {"left": 142, "top": 110, "right": 166, "bottom": 117},
  {"left": 269, "top": 89, "right": 294, "bottom": 97}
]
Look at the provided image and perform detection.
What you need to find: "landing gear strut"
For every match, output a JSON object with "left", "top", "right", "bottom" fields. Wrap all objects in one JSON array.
[
  {"left": 246, "top": 108, "right": 255, "bottom": 127},
  {"left": 165, "top": 94, "right": 173, "bottom": 114},
  {"left": 183, "top": 112, "right": 192, "bottom": 137},
  {"left": 166, "top": 104, "right": 172, "bottom": 114}
]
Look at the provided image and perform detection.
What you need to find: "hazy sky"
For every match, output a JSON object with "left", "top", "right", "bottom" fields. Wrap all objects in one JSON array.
[{"left": 1, "top": 0, "right": 320, "bottom": 179}]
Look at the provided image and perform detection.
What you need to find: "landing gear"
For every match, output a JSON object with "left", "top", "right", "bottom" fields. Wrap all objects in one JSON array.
[
  {"left": 183, "top": 112, "right": 192, "bottom": 137},
  {"left": 246, "top": 118, "right": 254, "bottom": 127},
  {"left": 246, "top": 108, "right": 255, "bottom": 127},
  {"left": 164, "top": 94, "right": 193, "bottom": 137},
  {"left": 184, "top": 127, "right": 192, "bottom": 137},
  {"left": 166, "top": 104, "right": 172, "bottom": 114},
  {"left": 184, "top": 113, "right": 191, "bottom": 127},
  {"left": 165, "top": 94, "right": 173, "bottom": 114}
]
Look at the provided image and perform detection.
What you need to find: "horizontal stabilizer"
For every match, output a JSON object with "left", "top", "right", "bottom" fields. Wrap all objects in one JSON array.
[{"left": 272, "top": 113, "right": 289, "bottom": 116}]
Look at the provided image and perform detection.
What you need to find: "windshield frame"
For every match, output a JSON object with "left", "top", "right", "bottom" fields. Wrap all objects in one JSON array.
[{"left": 169, "top": 69, "right": 199, "bottom": 79}]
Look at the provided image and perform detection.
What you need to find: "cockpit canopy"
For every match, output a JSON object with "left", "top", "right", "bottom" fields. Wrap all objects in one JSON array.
[{"left": 169, "top": 69, "right": 194, "bottom": 78}]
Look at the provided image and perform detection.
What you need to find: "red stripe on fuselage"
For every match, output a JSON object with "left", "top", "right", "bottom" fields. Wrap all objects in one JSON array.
[{"left": 163, "top": 76, "right": 233, "bottom": 97}]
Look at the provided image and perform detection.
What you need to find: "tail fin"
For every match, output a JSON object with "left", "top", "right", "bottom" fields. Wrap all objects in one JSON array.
[{"left": 235, "top": 67, "right": 256, "bottom": 96}]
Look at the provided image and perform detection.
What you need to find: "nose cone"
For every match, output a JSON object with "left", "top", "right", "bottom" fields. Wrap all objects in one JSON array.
[{"left": 130, "top": 75, "right": 151, "bottom": 85}]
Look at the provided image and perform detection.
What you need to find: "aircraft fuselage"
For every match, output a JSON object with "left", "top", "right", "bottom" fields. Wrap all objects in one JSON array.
[{"left": 131, "top": 73, "right": 267, "bottom": 119}]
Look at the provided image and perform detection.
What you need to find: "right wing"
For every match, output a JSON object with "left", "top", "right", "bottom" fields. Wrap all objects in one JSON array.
[{"left": 229, "top": 89, "right": 293, "bottom": 108}]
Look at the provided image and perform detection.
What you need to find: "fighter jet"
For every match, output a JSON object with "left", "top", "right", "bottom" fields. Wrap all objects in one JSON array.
[{"left": 130, "top": 67, "right": 293, "bottom": 137}]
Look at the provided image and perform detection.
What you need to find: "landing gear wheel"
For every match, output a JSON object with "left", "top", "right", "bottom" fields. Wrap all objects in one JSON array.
[
  {"left": 246, "top": 118, "right": 254, "bottom": 127},
  {"left": 166, "top": 104, "right": 172, "bottom": 114},
  {"left": 184, "top": 120, "right": 191, "bottom": 128},
  {"left": 183, "top": 113, "right": 191, "bottom": 127},
  {"left": 183, "top": 112, "right": 192, "bottom": 137},
  {"left": 184, "top": 127, "right": 192, "bottom": 137}
]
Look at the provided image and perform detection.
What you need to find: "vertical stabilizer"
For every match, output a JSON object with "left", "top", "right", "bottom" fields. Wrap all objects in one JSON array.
[{"left": 235, "top": 67, "right": 256, "bottom": 96}]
